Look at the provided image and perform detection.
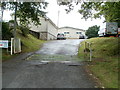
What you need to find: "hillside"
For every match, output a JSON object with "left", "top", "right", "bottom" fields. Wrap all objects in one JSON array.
[
  {"left": 2, "top": 33, "right": 45, "bottom": 61},
  {"left": 78, "top": 37, "right": 119, "bottom": 88}
]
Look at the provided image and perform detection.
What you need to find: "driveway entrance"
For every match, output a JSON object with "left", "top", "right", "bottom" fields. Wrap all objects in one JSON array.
[{"left": 3, "top": 39, "right": 96, "bottom": 88}]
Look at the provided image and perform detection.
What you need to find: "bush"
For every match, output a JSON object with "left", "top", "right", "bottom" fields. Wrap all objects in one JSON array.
[
  {"left": 19, "top": 26, "right": 29, "bottom": 37},
  {"left": 86, "top": 25, "right": 100, "bottom": 38},
  {"left": 2, "top": 22, "right": 13, "bottom": 40}
]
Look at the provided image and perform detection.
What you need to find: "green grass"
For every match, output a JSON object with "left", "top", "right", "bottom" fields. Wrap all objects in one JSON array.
[
  {"left": 2, "top": 51, "right": 15, "bottom": 61},
  {"left": 78, "top": 37, "right": 119, "bottom": 88},
  {"left": 2, "top": 32, "right": 45, "bottom": 61},
  {"left": 17, "top": 33, "right": 45, "bottom": 53}
]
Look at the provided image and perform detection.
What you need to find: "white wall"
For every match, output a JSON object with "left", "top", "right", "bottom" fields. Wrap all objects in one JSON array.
[
  {"left": 47, "top": 20, "right": 58, "bottom": 40},
  {"left": 30, "top": 17, "right": 58, "bottom": 40},
  {"left": 58, "top": 27, "right": 85, "bottom": 39},
  {"left": 30, "top": 18, "right": 47, "bottom": 32}
]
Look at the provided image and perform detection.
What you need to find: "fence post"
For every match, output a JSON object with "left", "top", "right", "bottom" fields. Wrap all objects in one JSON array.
[
  {"left": 85, "top": 42, "right": 86, "bottom": 52},
  {"left": 11, "top": 38, "right": 13, "bottom": 55},
  {"left": 84, "top": 42, "right": 86, "bottom": 59},
  {"left": 89, "top": 43, "right": 92, "bottom": 61},
  {"left": 19, "top": 38, "right": 21, "bottom": 52},
  {"left": 84, "top": 41, "right": 92, "bottom": 61}
]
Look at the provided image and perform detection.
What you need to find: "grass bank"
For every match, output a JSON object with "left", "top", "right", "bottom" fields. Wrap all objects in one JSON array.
[
  {"left": 18, "top": 33, "right": 45, "bottom": 53},
  {"left": 2, "top": 32, "right": 45, "bottom": 61},
  {"left": 78, "top": 37, "right": 119, "bottom": 88}
]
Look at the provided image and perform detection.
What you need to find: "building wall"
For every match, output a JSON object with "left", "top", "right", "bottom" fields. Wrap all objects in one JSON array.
[
  {"left": 30, "top": 18, "right": 47, "bottom": 32},
  {"left": 29, "top": 30, "right": 40, "bottom": 39},
  {"left": 29, "top": 18, "right": 86, "bottom": 40},
  {"left": 47, "top": 20, "right": 58, "bottom": 40},
  {"left": 30, "top": 17, "right": 58, "bottom": 40},
  {"left": 39, "top": 32, "right": 48, "bottom": 40},
  {"left": 58, "top": 27, "right": 86, "bottom": 39}
]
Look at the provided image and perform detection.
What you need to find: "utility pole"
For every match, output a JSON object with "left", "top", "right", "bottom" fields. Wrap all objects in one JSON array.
[
  {"left": 0, "top": 2, "right": 3, "bottom": 40},
  {"left": 56, "top": 9, "right": 60, "bottom": 39},
  {"left": 14, "top": 2, "right": 17, "bottom": 39},
  {"left": 57, "top": 10, "right": 60, "bottom": 28},
  {"left": 13, "top": 2, "right": 18, "bottom": 53},
  {"left": 0, "top": 2, "right": 3, "bottom": 90}
]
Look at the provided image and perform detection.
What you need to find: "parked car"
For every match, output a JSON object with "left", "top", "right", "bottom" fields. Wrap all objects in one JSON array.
[
  {"left": 57, "top": 33, "right": 66, "bottom": 40},
  {"left": 79, "top": 34, "right": 85, "bottom": 39}
]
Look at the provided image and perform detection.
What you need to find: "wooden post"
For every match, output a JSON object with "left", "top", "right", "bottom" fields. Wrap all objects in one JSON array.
[
  {"left": 19, "top": 38, "right": 21, "bottom": 52},
  {"left": 11, "top": 38, "right": 13, "bottom": 55},
  {"left": 84, "top": 42, "right": 86, "bottom": 59},
  {"left": 7, "top": 48, "right": 8, "bottom": 54},
  {"left": 89, "top": 43, "right": 92, "bottom": 61}
]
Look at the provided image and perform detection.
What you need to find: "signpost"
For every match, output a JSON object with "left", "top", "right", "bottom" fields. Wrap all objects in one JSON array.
[
  {"left": 118, "top": 28, "right": 120, "bottom": 34},
  {"left": 0, "top": 40, "right": 8, "bottom": 48},
  {"left": 118, "top": 28, "right": 120, "bottom": 37},
  {"left": 106, "top": 22, "right": 118, "bottom": 35}
]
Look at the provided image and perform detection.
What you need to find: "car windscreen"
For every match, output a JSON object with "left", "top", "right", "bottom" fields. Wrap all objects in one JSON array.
[{"left": 57, "top": 34, "right": 64, "bottom": 36}]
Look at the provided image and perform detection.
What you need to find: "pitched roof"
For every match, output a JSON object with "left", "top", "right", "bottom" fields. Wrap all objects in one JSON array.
[
  {"left": 43, "top": 16, "right": 58, "bottom": 29},
  {"left": 59, "top": 26, "right": 86, "bottom": 32}
]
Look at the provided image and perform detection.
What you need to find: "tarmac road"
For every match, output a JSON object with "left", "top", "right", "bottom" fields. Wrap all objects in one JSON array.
[
  {"left": 36, "top": 39, "right": 84, "bottom": 55},
  {"left": 3, "top": 39, "right": 96, "bottom": 88}
]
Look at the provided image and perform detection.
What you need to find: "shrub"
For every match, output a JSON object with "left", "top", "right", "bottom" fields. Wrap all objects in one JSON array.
[
  {"left": 19, "top": 26, "right": 29, "bottom": 37},
  {"left": 2, "top": 22, "right": 13, "bottom": 40}
]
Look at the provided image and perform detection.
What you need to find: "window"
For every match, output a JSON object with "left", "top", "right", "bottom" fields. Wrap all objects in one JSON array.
[
  {"left": 64, "top": 32, "right": 69, "bottom": 34},
  {"left": 76, "top": 32, "right": 81, "bottom": 34}
]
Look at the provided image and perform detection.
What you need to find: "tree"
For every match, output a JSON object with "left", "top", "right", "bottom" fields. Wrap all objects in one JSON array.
[
  {"left": 79, "top": 2, "right": 120, "bottom": 23},
  {"left": 57, "top": 1, "right": 120, "bottom": 26},
  {"left": 1, "top": 2, "right": 48, "bottom": 38},
  {"left": 2, "top": 22, "right": 13, "bottom": 40},
  {"left": 86, "top": 25, "right": 100, "bottom": 38},
  {"left": 2, "top": 2, "right": 48, "bottom": 26}
]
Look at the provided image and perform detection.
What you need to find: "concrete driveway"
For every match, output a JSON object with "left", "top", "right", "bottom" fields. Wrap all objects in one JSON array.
[{"left": 3, "top": 39, "right": 96, "bottom": 88}]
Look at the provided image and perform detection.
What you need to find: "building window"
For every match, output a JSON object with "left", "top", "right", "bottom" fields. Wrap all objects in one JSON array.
[
  {"left": 76, "top": 32, "right": 81, "bottom": 34},
  {"left": 64, "top": 32, "right": 69, "bottom": 34}
]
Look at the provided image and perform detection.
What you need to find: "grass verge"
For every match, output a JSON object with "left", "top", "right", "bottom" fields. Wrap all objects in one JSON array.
[
  {"left": 2, "top": 32, "right": 45, "bottom": 61},
  {"left": 18, "top": 33, "right": 45, "bottom": 53},
  {"left": 78, "top": 37, "right": 119, "bottom": 88}
]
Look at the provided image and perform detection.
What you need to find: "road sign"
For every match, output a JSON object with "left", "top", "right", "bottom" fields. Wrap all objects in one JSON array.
[
  {"left": 106, "top": 22, "right": 118, "bottom": 34},
  {"left": 118, "top": 28, "right": 120, "bottom": 34},
  {"left": 0, "top": 40, "right": 8, "bottom": 48}
]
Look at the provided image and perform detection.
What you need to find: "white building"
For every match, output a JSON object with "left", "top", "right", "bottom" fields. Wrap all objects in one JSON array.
[
  {"left": 30, "top": 17, "right": 86, "bottom": 40},
  {"left": 58, "top": 27, "right": 86, "bottom": 39},
  {"left": 30, "top": 17, "right": 58, "bottom": 40}
]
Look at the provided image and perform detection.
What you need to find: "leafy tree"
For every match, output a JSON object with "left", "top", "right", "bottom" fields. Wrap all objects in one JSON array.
[
  {"left": 58, "top": 1, "right": 120, "bottom": 26},
  {"left": 9, "top": 20, "right": 29, "bottom": 37},
  {"left": 86, "top": 25, "right": 100, "bottom": 38},
  {"left": 19, "top": 25, "right": 30, "bottom": 37},
  {"left": 1, "top": 2, "right": 48, "bottom": 37},
  {"left": 79, "top": 2, "right": 120, "bottom": 23},
  {"left": 2, "top": 22, "right": 13, "bottom": 40},
  {"left": 2, "top": 2, "right": 48, "bottom": 26}
]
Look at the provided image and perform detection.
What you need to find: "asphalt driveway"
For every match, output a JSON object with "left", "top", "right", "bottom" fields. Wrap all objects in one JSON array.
[{"left": 3, "top": 39, "right": 96, "bottom": 88}]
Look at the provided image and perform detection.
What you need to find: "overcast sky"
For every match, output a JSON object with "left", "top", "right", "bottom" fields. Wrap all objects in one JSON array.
[
  {"left": 45, "top": 0, "right": 106, "bottom": 30},
  {"left": 3, "top": 0, "right": 106, "bottom": 30}
]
